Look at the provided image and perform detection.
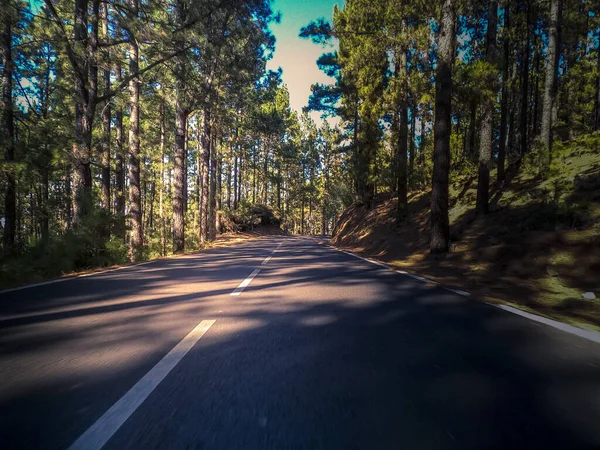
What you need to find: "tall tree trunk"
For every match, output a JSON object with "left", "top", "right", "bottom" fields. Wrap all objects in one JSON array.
[
  {"left": 127, "top": 0, "right": 142, "bottom": 260},
  {"left": 208, "top": 132, "right": 217, "bottom": 241},
  {"left": 497, "top": 0, "right": 510, "bottom": 183},
  {"left": 41, "top": 157, "right": 49, "bottom": 244},
  {"left": 2, "top": 15, "right": 16, "bottom": 251},
  {"left": 430, "top": 0, "right": 456, "bottom": 254},
  {"left": 233, "top": 154, "right": 238, "bottom": 209},
  {"left": 100, "top": 2, "right": 111, "bottom": 210},
  {"left": 252, "top": 148, "right": 257, "bottom": 204},
  {"left": 409, "top": 108, "right": 416, "bottom": 184},
  {"left": 476, "top": 0, "right": 498, "bottom": 216},
  {"left": 468, "top": 98, "right": 477, "bottom": 160},
  {"left": 216, "top": 150, "right": 222, "bottom": 234},
  {"left": 540, "top": 0, "right": 562, "bottom": 174},
  {"left": 397, "top": 47, "right": 409, "bottom": 223},
  {"left": 227, "top": 155, "right": 232, "bottom": 209},
  {"left": 114, "top": 61, "right": 125, "bottom": 229},
  {"left": 65, "top": 164, "right": 72, "bottom": 227},
  {"left": 148, "top": 171, "right": 155, "bottom": 230},
  {"left": 532, "top": 46, "right": 540, "bottom": 137},
  {"left": 519, "top": 0, "right": 531, "bottom": 156},
  {"left": 200, "top": 109, "right": 211, "bottom": 243},
  {"left": 262, "top": 142, "right": 268, "bottom": 204},
  {"left": 301, "top": 197, "right": 305, "bottom": 235},
  {"left": 173, "top": 95, "right": 187, "bottom": 253},
  {"left": 160, "top": 99, "right": 166, "bottom": 255},
  {"left": 72, "top": 0, "right": 98, "bottom": 223}
]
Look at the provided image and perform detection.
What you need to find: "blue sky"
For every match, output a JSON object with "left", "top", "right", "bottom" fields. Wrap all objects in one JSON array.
[{"left": 266, "top": 0, "right": 341, "bottom": 120}]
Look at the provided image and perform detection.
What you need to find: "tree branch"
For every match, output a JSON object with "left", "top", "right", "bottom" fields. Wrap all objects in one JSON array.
[
  {"left": 96, "top": 47, "right": 190, "bottom": 102},
  {"left": 41, "top": 0, "right": 87, "bottom": 88}
]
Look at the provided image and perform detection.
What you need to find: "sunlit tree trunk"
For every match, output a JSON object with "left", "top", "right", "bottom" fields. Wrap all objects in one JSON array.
[
  {"left": 397, "top": 46, "right": 409, "bottom": 223},
  {"left": 208, "top": 132, "right": 217, "bottom": 241},
  {"left": 497, "top": 0, "right": 510, "bottom": 184},
  {"left": 540, "top": 0, "right": 562, "bottom": 174},
  {"left": 160, "top": 99, "right": 166, "bottom": 255},
  {"left": 114, "top": 61, "right": 125, "bottom": 233},
  {"left": 128, "top": 0, "right": 143, "bottom": 260},
  {"left": 173, "top": 93, "right": 187, "bottom": 253},
  {"left": 100, "top": 2, "right": 111, "bottom": 211},
  {"left": 476, "top": 0, "right": 498, "bottom": 216},
  {"left": 430, "top": 0, "right": 456, "bottom": 254},
  {"left": 200, "top": 109, "right": 211, "bottom": 243}
]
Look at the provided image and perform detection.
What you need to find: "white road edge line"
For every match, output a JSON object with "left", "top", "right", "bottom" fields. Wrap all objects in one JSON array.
[
  {"left": 261, "top": 255, "right": 272, "bottom": 265},
  {"left": 68, "top": 319, "right": 216, "bottom": 450},
  {"left": 446, "top": 288, "right": 471, "bottom": 297},
  {"left": 487, "top": 303, "right": 600, "bottom": 344},
  {"left": 230, "top": 269, "right": 261, "bottom": 296},
  {"left": 329, "top": 244, "right": 600, "bottom": 345}
]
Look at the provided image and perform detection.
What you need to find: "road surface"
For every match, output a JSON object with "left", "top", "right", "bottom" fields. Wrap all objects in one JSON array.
[{"left": 1, "top": 236, "right": 599, "bottom": 450}]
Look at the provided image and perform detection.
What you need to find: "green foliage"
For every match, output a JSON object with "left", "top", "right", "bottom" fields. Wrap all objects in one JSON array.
[
  {"left": 223, "top": 201, "right": 281, "bottom": 231},
  {"left": 0, "top": 209, "right": 128, "bottom": 288}
]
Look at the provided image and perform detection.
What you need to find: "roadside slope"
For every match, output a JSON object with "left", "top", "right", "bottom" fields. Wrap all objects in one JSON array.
[{"left": 332, "top": 133, "right": 600, "bottom": 329}]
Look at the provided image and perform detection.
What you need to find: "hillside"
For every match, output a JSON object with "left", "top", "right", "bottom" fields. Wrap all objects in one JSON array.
[{"left": 332, "top": 133, "right": 600, "bottom": 329}]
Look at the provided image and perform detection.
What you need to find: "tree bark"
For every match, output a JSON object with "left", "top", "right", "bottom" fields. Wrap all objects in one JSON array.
[
  {"left": 2, "top": 15, "right": 16, "bottom": 251},
  {"left": 497, "top": 0, "right": 510, "bottom": 183},
  {"left": 430, "top": 0, "right": 456, "bottom": 254},
  {"left": 233, "top": 155, "right": 238, "bottom": 209},
  {"left": 519, "top": 0, "right": 531, "bottom": 156},
  {"left": 114, "top": 61, "right": 125, "bottom": 228},
  {"left": 208, "top": 132, "right": 217, "bottom": 241},
  {"left": 216, "top": 149, "right": 222, "bottom": 233},
  {"left": 127, "top": 0, "right": 143, "bottom": 260},
  {"left": 409, "top": 107, "right": 415, "bottom": 184},
  {"left": 160, "top": 99, "right": 166, "bottom": 255},
  {"left": 227, "top": 156, "right": 232, "bottom": 209},
  {"left": 397, "top": 47, "right": 409, "bottom": 223},
  {"left": 71, "top": 0, "right": 99, "bottom": 223},
  {"left": 173, "top": 95, "right": 187, "bottom": 253},
  {"left": 540, "top": 0, "right": 562, "bottom": 174},
  {"left": 476, "top": 0, "right": 498, "bottom": 216},
  {"left": 200, "top": 109, "right": 211, "bottom": 243},
  {"left": 100, "top": 2, "right": 111, "bottom": 211}
]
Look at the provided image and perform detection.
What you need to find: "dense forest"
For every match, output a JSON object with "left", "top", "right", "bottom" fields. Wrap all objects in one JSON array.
[
  {"left": 0, "top": 0, "right": 352, "bottom": 281},
  {"left": 301, "top": 0, "right": 599, "bottom": 253},
  {"left": 1, "top": 0, "right": 599, "bottom": 283}
]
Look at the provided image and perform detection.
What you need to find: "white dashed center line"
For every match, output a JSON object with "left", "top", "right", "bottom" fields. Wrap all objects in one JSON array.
[
  {"left": 68, "top": 319, "right": 215, "bottom": 450},
  {"left": 231, "top": 241, "right": 283, "bottom": 296},
  {"left": 230, "top": 269, "right": 261, "bottom": 296}
]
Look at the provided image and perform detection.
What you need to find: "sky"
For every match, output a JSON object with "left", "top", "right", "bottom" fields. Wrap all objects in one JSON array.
[{"left": 266, "top": 0, "right": 341, "bottom": 123}]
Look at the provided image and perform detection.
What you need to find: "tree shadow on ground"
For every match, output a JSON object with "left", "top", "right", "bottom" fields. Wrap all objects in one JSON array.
[
  {"left": 1, "top": 243, "right": 599, "bottom": 450},
  {"left": 332, "top": 177, "right": 600, "bottom": 327}
]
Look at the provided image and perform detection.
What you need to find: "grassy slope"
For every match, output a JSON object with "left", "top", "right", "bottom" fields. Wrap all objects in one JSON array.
[{"left": 332, "top": 133, "right": 600, "bottom": 330}]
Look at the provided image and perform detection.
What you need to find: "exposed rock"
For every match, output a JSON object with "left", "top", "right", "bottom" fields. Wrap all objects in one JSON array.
[{"left": 582, "top": 292, "right": 596, "bottom": 300}]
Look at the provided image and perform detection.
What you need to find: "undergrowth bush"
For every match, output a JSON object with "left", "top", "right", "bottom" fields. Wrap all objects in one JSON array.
[
  {"left": 0, "top": 209, "right": 129, "bottom": 288},
  {"left": 221, "top": 201, "right": 281, "bottom": 231}
]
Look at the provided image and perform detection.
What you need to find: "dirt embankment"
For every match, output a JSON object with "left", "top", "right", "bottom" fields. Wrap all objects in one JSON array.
[{"left": 332, "top": 135, "right": 600, "bottom": 329}]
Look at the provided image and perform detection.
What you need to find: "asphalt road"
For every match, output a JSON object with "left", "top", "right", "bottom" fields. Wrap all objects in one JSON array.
[{"left": 1, "top": 236, "right": 599, "bottom": 450}]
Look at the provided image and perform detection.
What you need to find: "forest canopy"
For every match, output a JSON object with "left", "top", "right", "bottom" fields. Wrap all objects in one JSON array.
[{"left": 1, "top": 0, "right": 599, "bottom": 282}]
